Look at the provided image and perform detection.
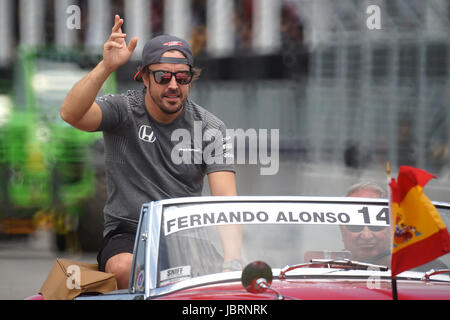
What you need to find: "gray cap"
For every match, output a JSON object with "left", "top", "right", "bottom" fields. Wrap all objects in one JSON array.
[{"left": 134, "top": 34, "right": 194, "bottom": 81}]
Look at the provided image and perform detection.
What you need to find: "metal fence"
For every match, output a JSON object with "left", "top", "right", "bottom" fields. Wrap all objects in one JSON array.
[
  {"left": 1, "top": 0, "right": 449, "bottom": 183},
  {"left": 189, "top": 0, "right": 450, "bottom": 181}
]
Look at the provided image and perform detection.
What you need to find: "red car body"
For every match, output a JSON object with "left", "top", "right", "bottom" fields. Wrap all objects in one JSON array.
[
  {"left": 27, "top": 197, "right": 450, "bottom": 301},
  {"left": 26, "top": 277, "right": 450, "bottom": 300},
  {"left": 156, "top": 278, "right": 450, "bottom": 300}
]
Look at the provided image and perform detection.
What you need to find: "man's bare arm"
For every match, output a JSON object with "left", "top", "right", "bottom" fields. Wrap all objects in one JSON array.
[
  {"left": 208, "top": 171, "right": 242, "bottom": 265},
  {"left": 60, "top": 15, "right": 137, "bottom": 132},
  {"left": 60, "top": 61, "right": 112, "bottom": 131}
]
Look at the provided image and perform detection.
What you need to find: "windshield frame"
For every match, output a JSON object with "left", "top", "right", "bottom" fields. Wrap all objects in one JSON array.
[{"left": 131, "top": 196, "right": 450, "bottom": 299}]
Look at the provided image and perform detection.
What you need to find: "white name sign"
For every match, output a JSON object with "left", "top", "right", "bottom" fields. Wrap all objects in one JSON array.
[{"left": 163, "top": 202, "right": 390, "bottom": 235}]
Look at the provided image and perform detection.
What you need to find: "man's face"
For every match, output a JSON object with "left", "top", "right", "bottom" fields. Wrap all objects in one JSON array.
[
  {"left": 340, "top": 225, "right": 391, "bottom": 262},
  {"left": 341, "top": 188, "right": 391, "bottom": 262},
  {"left": 143, "top": 50, "right": 191, "bottom": 120}
]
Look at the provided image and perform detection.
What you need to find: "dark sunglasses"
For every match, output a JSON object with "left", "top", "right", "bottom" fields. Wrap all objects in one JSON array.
[
  {"left": 149, "top": 70, "right": 193, "bottom": 85},
  {"left": 345, "top": 225, "right": 386, "bottom": 233}
]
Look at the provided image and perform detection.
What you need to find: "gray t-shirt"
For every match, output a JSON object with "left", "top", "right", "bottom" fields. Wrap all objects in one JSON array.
[{"left": 95, "top": 89, "right": 235, "bottom": 235}]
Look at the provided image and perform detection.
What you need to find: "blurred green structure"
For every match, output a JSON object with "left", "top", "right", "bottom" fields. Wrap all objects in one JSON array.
[{"left": 0, "top": 47, "right": 115, "bottom": 252}]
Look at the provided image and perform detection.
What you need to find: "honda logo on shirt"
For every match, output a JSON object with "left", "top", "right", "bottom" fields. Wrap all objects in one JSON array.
[{"left": 139, "top": 125, "right": 157, "bottom": 143}]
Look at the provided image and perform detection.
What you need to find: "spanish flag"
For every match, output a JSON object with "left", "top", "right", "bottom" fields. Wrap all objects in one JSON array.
[{"left": 389, "top": 166, "right": 450, "bottom": 277}]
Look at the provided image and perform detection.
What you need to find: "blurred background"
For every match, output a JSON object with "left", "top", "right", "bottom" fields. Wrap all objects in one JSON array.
[{"left": 0, "top": 0, "right": 449, "bottom": 299}]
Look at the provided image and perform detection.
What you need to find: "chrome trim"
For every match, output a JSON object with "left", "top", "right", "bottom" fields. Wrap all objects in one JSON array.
[
  {"left": 144, "top": 201, "right": 153, "bottom": 297},
  {"left": 148, "top": 271, "right": 243, "bottom": 298},
  {"left": 255, "top": 278, "right": 285, "bottom": 300},
  {"left": 433, "top": 201, "right": 450, "bottom": 208},
  {"left": 145, "top": 201, "right": 163, "bottom": 298},
  {"left": 76, "top": 292, "right": 144, "bottom": 300},
  {"left": 142, "top": 195, "right": 391, "bottom": 207},
  {"left": 139, "top": 203, "right": 151, "bottom": 294},
  {"left": 422, "top": 269, "right": 450, "bottom": 281},
  {"left": 146, "top": 267, "right": 449, "bottom": 299},
  {"left": 128, "top": 202, "right": 148, "bottom": 293},
  {"left": 279, "top": 259, "right": 389, "bottom": 279},
  {"left": 140, "top": 195, "right": 449, "bottom": 208}
]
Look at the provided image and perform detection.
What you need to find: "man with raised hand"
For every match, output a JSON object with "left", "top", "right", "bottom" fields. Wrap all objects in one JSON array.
[{"left": 61, "top": 15, "right": 242, "bottom": 289}]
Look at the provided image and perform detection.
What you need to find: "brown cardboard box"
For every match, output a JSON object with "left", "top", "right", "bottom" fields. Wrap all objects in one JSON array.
[{"left": 40, "top": 258, "right": 117, "bottom": 300}]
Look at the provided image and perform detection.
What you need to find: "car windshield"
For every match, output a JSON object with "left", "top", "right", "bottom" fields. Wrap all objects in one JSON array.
[{"left": 134, "top": 197, "right": 450, "bottom": 290}]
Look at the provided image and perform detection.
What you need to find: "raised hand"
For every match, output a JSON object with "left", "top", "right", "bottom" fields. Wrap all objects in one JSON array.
[{"left": 103, "top": 15, "right": 138, "bottom": 72}]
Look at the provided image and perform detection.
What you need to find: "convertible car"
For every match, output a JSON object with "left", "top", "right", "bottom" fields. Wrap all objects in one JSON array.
[{"left": 28, "top": 196, "right": 450, "bottom": 300}]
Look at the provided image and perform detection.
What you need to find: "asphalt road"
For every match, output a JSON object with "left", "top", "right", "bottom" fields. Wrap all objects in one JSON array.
[{"left": 0, "top": 229, "right": 97, "bottom": 300}]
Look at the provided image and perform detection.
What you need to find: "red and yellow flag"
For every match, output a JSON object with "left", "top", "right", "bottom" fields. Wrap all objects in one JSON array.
[{"left": 389, "top": 166, "right": 450, "bottom": 277}]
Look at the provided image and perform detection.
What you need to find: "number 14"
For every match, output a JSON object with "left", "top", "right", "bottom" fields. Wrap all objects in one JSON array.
[{"left": 358, "top": 207, "right": 389, "bottom": 225}]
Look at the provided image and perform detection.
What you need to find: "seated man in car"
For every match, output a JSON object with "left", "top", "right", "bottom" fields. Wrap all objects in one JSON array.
[
  {"left": 340, "top": 182, "right": 448, "bottom": 271},
  {"left": 340, "top": 182, "right": 391, "bottom": 266}
]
